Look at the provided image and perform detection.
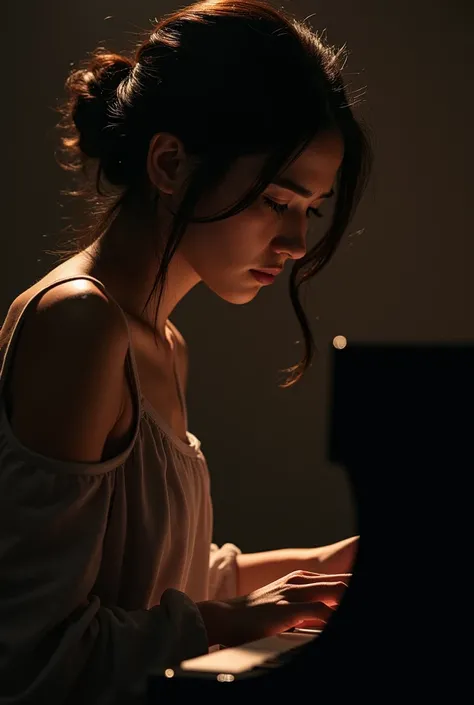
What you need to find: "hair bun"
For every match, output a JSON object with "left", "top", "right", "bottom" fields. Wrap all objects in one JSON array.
[{"left": 68, "top": 53, "right": 133, "bottom": 159}]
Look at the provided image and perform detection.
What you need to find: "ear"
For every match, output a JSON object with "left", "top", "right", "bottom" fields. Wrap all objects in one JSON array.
[{"left": 146, "top": 132, "right": 190, "bottom": 196}]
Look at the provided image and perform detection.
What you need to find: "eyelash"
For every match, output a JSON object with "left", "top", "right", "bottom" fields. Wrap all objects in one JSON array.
[{"left": 262, "top": 196, "right": 324, "bottom": 219}]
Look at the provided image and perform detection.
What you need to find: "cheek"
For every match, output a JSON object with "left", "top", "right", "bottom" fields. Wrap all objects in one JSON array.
[{"left": 183, "top": 211, "right": 269, "bottom": 268}]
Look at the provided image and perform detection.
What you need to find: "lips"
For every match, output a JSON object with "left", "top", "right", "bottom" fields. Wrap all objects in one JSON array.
[
  {"left": 253, "top": 267, "right": 284, "bottom": 276},
  {"left": 250, "top": 269, "right": 278, "bottom": 285}
]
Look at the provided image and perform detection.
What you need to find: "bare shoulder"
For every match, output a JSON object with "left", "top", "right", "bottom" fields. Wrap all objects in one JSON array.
[
  {"left": 3, "top": 279, "right": 130, "bottom": 463},
  {"left": 29, "top": 277, "right": 124, "bottom": 324},
  {"left": 4, "top": 278, "right": 124, "bottom": 329},
  {"left": 5, "top": 278, "right": 128, "bottom": 368}
]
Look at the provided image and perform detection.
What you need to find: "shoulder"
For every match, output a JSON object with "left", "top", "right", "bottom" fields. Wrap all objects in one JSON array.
[
  {"left": 30, "top": 278, "right": 126, "bottom": 332},
  {"left": 5, "top": 278, "right": 126, "bottom": 339},
  {"left": 4, "top": 279, "right": 130, "bottom": 463},
  {"left": 2, "top": 279, "right": 127, "bottom": 365},
  {"left": 8, "top": 278, "right": 129, "bottom": 373}
]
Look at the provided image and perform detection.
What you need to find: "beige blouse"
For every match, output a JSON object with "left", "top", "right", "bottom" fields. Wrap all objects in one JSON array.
[{"left": 0, "top": 274, "right": 241, "bottom": 704}]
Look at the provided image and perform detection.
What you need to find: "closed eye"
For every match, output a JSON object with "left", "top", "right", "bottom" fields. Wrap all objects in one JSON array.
[{"left": 262, "top": 196, "right": 324, "bottom": 219}]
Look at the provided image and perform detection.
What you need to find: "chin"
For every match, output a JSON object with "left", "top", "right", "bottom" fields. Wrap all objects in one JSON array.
[
  {"left": 206, "top": 283, "right": 260, "bottom": 305},
  {"left": 228, "top": 292, "right": 259, "bottom": 305}
]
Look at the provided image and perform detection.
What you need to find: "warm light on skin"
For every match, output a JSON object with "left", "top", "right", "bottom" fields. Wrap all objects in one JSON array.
[
  {"left": 174, "top": 129, "right": 344, "bottom": 308},
  {"left": 82, "top": 130, "right": 344, "bottom": 338}
]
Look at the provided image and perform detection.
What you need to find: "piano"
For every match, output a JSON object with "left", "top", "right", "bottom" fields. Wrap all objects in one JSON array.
[{"left": 148, "top": 342, "right": 473, "bottom": 701}]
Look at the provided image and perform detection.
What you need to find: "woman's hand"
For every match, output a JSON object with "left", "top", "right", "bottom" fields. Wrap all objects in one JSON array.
[
  {"left": 235, "top": 536, "right": 359, "bottom": 596},
  {"left": 197, "top": 570, "right": 350, "bottom": 647}
]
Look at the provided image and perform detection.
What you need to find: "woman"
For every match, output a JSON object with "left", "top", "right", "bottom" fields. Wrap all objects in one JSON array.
[{"left": 0, "top": 1, "right": 372, "bottom": 702}]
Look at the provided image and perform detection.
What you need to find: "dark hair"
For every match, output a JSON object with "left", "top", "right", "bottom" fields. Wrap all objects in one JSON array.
[{"left": 54, "top": 0, "right": 373, "bottom": 388}]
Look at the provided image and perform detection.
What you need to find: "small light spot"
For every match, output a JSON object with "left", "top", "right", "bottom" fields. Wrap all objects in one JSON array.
[
  {"left": 164, "top": 668, "right": 174, "bottom": 678},
  {"left": 217, "top": 673, "right": 235, "bottom": 682},
  {"left": 333, "top": 335, "right": 347, "bottom": 350}
]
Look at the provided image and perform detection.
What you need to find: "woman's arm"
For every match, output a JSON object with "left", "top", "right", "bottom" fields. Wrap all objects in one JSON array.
[{"left": 235, "top": 536, "right": 359, "bottom": 596}]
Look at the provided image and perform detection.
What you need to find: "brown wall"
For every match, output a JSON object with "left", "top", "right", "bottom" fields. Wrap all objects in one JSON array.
[{"left": 2, "top": 1, "right": 472, "bottom": 552}]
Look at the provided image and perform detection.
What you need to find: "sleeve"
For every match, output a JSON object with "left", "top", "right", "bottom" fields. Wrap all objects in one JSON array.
[
  {"left": 0, "top": 459, "right": 208, "bottom": 705},
  {"left": 208, "top": 542, "right": 242, "bottom": 601}
]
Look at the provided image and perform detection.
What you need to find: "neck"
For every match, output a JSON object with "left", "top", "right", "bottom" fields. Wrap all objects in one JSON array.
[{"left": 79, "top": 202, "right": 200, "bottom": 338}]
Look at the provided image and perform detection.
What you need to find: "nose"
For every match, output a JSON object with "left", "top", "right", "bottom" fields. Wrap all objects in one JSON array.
[{"left": 272, "top": 219, "right": 307, "bottom": 261}]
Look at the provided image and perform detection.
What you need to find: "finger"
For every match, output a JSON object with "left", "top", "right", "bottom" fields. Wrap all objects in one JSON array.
[
  {"left": 288, "top": 572, "right": 352, "bottom": 585},
  {"left": 289, "top": 581, "right": 349, "bottom": 606},
  {"left": 289, "top": 601, "right": 335, "bottom": 624},
  {"left": 295, "top": 617, "right": 327, "bottom": 630}
]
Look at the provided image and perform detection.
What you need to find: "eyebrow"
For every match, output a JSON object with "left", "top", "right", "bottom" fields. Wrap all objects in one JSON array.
[{"left": 270, "top": 176, "right": 335, "bottom": 200}]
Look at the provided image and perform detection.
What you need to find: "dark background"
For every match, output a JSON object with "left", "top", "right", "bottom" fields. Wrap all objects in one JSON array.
[{"left": 2, "top": 1, "right": 472, "bottom": 553}]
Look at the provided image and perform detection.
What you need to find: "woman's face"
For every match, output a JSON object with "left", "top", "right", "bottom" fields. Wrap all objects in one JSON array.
[{"left": 160, "top": 129, "right": 344, "bottom": 305}]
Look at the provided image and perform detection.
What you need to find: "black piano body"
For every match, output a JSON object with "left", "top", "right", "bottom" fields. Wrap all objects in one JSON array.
[{"left": 148, "top": 342, "right": 473, "bottom": 701}]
